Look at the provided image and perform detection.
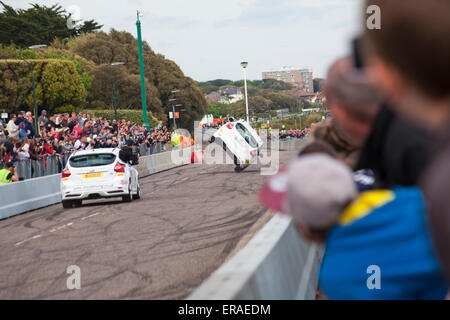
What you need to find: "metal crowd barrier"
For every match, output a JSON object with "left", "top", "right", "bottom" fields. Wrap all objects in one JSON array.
[
  {"left": 12, "top": 143, "right": 174, "bottom": 181},
  {"left": 139, "top": 142, "right": 172, "bottom": 156},
  {"left": 15, "top": 154, "right": 70, "bottom": 181},
  {"left": 1, "top": 149, "right": 192, "bottom": 220}
]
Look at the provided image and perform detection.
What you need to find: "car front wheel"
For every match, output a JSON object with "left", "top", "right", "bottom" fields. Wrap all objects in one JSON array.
[{"left": 135, "top": 185, "right": 141, "bottom": 199}]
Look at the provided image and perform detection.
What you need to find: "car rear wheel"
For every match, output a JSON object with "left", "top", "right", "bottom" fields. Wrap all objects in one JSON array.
[
  {"left": 122, "top": 183, "right": 133, "bottom": 202},
  {"left": 62, "top": 200, "right": 74, "bottom": 209}
]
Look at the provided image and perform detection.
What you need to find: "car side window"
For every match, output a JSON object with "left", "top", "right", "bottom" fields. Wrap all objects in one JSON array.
[{"left": 236, "top": 123, "right": 258, "bottom": 148}]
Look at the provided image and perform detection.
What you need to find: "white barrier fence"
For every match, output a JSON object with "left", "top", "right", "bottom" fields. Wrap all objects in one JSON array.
[
  {"left": 188, "top": 215, "right": 323, "bottom": 300},
  {"left": 0, "top": 174, "right": 61, "bottom": 220},
  {"left": 0, "top": 149, "right": 192, "bottom": 220}
]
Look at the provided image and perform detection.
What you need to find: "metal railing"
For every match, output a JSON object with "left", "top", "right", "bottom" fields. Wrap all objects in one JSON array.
[
  {"left": 2, "top": 142, "right": 174, "bottom": 181},
  {"left": 13, "top": 154, "right": 69, "bottom": 181},
  {"left": 139, "top": 142, "right": 173, "bottom": 156}
]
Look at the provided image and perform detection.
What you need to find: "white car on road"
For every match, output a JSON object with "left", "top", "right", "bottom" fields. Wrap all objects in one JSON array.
[
  {"left": 61, "top": 148, "right": 140, "bottom": 208},
  {"left": 210, "top": 119, "right": 263, "bottom": 172}
]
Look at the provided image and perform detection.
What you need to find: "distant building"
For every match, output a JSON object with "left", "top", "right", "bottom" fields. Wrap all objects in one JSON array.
[
  {"left": 262, "top": 67, "right": 314, "bottom": 93},
  {"left": 276, "top": 108, "right": 290, "bottom": 118},
  {"left": 218, "top": 88, "right": 245, "bottom": 104},
  {"left": 302, "top": 108, "right": 321, "bottom": 115},
  {"left": 311, "top": 91, "right": 326, "bottom": 104},
  {"left": 206, "top": 88, "right": 244, "bottom": 105}
]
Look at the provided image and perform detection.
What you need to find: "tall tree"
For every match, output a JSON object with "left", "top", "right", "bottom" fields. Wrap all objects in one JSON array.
[
  {"left": 0, "top": 2, "right": 102, "bottom": 47},
  {"left": 69, "top": 30, "right": 207, "bottom": 129}
]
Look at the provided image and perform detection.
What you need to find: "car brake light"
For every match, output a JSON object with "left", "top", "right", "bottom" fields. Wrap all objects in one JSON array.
[
  {"left": 226, "top": 123, "right": 234, "bottom": 130},
  {"left": 114, "top": 162, "right": 125, "bottom": 173},
  {"left": 62, "top": 168, "right": 71, "bottom": 178}
]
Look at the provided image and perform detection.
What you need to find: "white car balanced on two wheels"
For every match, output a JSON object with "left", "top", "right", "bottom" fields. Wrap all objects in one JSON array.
[{"left": 209, "top": 118, "right": 263, "bottom": 173}]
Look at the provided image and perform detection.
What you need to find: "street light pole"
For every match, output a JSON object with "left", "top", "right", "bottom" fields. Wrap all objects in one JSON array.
[
  {"left": 30, "top": 67, "right": 38, "bottom": 133},
  {"left": 172, "top": 104, "right": 183, "bottom": 129},
  {"left": 20, "top": 44, "right": 47, "bottom": 135},
  {"left": 109, "top": 62, "right": 125, "bottom": 122},
  {"left": 112, "top": 79, "right": 118, "bottom": 121},
  {"left": 136, "top": 11, "right": 150, "bottom": 131},
  {"left": 241, "top": 61, "right": 249, "bottom": 123},
  {"left": 169, "top": 90, "right": 180, "bottom": 129}
]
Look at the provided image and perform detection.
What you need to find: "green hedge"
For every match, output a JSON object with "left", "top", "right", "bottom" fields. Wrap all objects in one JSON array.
[{"left": 82, "top": 109, "right": 160, "bottom": 127}]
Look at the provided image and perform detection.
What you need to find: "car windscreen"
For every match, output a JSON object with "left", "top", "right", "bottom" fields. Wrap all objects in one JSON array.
[
  {"left": 236, "top": 123, "right": 258, "bottom": 148},
  {"left": 69, "top": 154, "right": 117, "bottom": 168}
]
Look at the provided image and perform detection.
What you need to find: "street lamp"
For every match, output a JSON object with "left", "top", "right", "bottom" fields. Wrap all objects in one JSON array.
[
  {"left": 171, "top": 104, "right": 183, "bottom": 129},
  {"left": 20, "top": 44, "right": 47, "bottom": 135},
  {"left": 109, "top": 62, "right": 125, "bottom": 121},
  {"left": 169, "top": 90, "right": 183, "bottom": 129},
  {"left": 136, "top": 11, "right": 150, "bottom": 132},
  {"left": 240, "top": 61, "right": 249, "bottom": 123}
]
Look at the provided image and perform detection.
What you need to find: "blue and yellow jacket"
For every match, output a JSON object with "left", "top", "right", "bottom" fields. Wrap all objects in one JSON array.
[{"left": 319, "top": 187, "right": 448, "bottom": 300}]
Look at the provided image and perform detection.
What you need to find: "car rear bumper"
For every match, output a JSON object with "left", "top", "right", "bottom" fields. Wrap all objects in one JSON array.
[
  {"left": 61, "top": 182, "right": 130, "bottom": 200},
  {"left": 62, "top": 189, "right": 129, "bottom": 200}
]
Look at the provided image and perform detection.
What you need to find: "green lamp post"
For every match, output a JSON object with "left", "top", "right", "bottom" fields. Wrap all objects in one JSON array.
[{"left": 136, "top": 11, "right": 150, "bottom": 131}]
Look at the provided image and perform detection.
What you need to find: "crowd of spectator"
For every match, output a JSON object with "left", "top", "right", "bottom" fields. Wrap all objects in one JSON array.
[
  {"left": 260, "top": 0, "right": 450, "bottom": 300},
  {"left": 0, "top": 111, "right": 173, "bottom": 173},
  {"left": 279, "top": 128, "right": 312, "bottom": 140}
]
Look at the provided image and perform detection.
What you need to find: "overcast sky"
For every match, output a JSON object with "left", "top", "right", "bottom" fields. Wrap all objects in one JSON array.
[{"left": 7, "top": 0, "right": 364, "bottom": 81}]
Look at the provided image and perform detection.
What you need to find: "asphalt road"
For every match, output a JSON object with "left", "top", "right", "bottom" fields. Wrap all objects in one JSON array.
[{"left": 0, "top": 151, "right": 297, "bottom": 299}]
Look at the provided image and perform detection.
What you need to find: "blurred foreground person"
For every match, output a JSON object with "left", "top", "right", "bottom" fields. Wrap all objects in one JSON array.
[
  {"left": 312, "top": 122, "right": 375, "bottom": 192},
  {"left": 324, "top": 56, "right": 431, "bottom": 188},
  {"left": 284, "top": 154, "right": 447, "bottom": 300},
  {"left": 365, "top": 0, "right": 450, "bottom": 282}
]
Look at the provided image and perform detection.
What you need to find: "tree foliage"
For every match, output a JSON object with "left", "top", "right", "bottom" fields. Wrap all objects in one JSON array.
[
  {"left": 260, "top": 91, "right": 298, "bottom": 111},
  {"left": 207, "top": 103, "right": 231, "bottom": 118},
  {"left": 198, "top": 78, "right": 292, "bottom": 95},
  {"left": 259, "top": 79, "right": 293, "bottom": 91},
  {"left": 0, "top": 2, "right": 102, "bottom": 48},
  {"left": 0, "top": 59, "right": 87, "bottom": 113},
  {"left": 63, "top": 30, "right": 207, "bottom": 129},
  {"left": 0, "top": 27, "right": 208, "bottom": 129}
]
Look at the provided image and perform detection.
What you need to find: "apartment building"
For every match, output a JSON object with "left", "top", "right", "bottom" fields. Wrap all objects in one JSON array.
[{"left": 262, "top": 67, "right": 314, "bottom": 93}]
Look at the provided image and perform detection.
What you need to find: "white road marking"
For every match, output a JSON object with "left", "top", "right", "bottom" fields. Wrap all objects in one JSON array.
[
  {"left": 14, "top": 222, "right": 75, "bottom": 247},
  {"left": 15, "top": 208, "right": 115, "bottom": 247},
  {"left": 15, "top": 234, "right": 42, "bottom": 246},
  {"left": 81, "top": 212, "right": 101, "bottom": 220}
]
